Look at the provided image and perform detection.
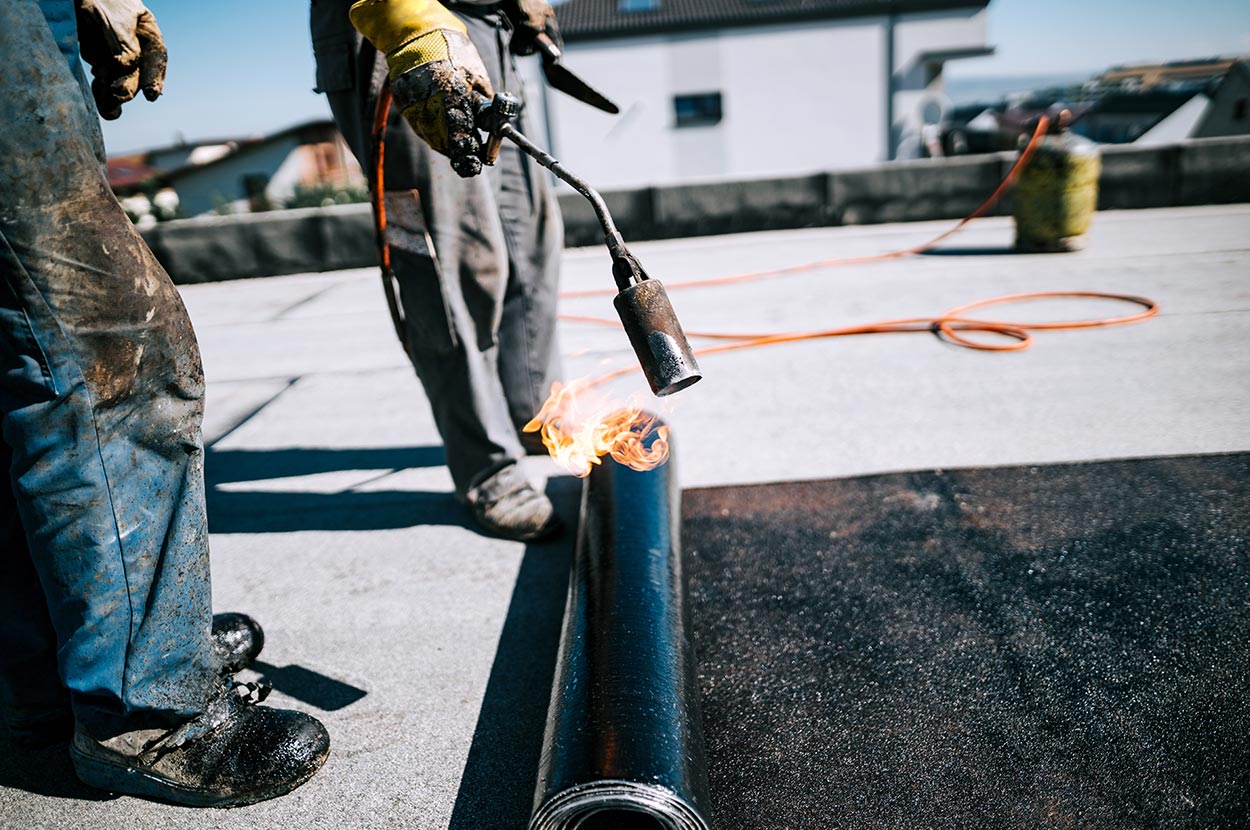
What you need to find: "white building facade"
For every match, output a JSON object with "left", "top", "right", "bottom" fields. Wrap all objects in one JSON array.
[{"left": 524, "top": 0, "right": 993, "bottom": 190}]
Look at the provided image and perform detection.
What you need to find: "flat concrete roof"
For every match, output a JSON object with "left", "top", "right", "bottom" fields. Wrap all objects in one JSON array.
[{"left": 2, "top": 204, "right": 1248, "bottom": 828}]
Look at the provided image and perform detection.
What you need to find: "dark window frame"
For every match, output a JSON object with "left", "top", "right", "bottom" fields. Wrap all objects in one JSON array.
[{"left": 674, "top": 92, "right": 723, "bottom": 128}]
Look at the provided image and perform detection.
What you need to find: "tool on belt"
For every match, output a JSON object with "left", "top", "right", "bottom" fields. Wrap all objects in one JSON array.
[{"left": 532, "top": 32, "right": 620, "bottom": 115}]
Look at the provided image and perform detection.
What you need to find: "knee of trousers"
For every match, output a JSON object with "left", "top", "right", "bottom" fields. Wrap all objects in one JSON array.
[
  {"left": 53, "top": 217, "right": 207, "bottom": 449},
  {"left": 79, "top": 303, "right": 207, "bottom": 457},
  {"left": 14, "top": 267, "right": 208, "bottom": 459}
]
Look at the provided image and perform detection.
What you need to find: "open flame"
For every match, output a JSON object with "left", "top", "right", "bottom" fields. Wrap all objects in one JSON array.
[{"left": 523, "top": 380, "right": 670, "bottom": 478}]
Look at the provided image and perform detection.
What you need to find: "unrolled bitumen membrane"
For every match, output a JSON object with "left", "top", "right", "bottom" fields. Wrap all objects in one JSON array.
[
  {"left": 683, "top": 453, "right": 1250, "bottom": 830},
  {"left": 530, "top": 442, "right": 712, "bottom": 830}
]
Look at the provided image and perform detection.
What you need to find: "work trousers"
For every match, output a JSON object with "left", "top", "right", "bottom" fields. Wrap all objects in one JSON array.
[
  {"left": 310, "top": 0, "right": 564, "bottom": 498},
  {"left": 0, "top": 0, "right": 217, "bottom": 737}
]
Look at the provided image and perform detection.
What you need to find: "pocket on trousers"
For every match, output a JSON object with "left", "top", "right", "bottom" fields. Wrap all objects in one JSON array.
[{"left": 385, "top": 190, "right": 458, "bottom": 354}]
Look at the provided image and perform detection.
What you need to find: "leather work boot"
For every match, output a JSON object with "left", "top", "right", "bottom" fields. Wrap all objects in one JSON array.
[
  {"left": 2, "top": 612, "right": 267, "bottom": 750},
  {"left": 465, "top": 464, "right": 561, "bottom": 542},
  {"left": 70, "top": 681, "right": 330, "bottom": 807}
]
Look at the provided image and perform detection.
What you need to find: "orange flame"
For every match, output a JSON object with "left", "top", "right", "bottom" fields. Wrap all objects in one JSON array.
[{"left": 523, "top": 380, "right": 670, "bottom": 478}]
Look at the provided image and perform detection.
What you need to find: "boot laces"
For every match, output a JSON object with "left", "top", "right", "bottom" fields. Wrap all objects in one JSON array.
[{"left": 137, "top": 680, "right": 271, "bottom": 763}]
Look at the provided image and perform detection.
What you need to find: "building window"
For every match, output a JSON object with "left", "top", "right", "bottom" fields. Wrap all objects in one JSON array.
[
  {"left": 674, "top": 92, "right": 723, "bottom": 128},
  {"left": 1235, "top": 98, "right": 1248, "bottom": 121},
  {"left": 618, "top": 0, "right": 658, "bottom": 12}
]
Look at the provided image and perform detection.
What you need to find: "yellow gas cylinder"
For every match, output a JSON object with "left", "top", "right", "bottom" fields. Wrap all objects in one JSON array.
[{"left": 1013, "top": 110, "right": 1101, "bottom": 252}]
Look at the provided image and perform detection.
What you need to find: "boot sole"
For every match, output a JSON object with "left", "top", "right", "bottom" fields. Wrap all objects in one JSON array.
[{"left": 70, "top": 743, "right": 326, "bottom": 808}]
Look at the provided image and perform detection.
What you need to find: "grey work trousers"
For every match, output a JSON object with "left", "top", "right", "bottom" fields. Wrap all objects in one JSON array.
[{"left": 309, "top": 1, "right": 564, "bottom": 498}]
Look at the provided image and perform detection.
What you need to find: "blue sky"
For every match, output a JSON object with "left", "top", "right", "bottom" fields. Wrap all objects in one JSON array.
[{"left": 100, "top": 0, "right": 1250, "bottom": 154}]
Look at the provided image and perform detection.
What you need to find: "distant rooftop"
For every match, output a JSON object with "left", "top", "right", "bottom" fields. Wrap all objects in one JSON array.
[
  {"left": 1098, "top": 55, "right": 1249, "bottom": 90},
  {"left": 558, "top": 0, "right": 991, "bottom": 42},
  {"left": 107, "top": 120, "right": 339, "bottom": 193}
]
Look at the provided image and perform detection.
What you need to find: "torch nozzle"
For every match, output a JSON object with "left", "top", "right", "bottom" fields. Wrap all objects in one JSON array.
[{"left": 614, "top": 279, "right": 702, "bottom": 397}]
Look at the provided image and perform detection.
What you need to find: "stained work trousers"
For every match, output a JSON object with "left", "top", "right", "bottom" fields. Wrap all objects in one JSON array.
[
  {"left": 310, "top": 0, "right": 564, "bottom": 498},
  {"left": 0, "top": 0, "right": 217, "bottom": 736}
]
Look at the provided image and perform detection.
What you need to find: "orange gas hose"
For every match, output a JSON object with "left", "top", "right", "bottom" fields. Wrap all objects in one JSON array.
[
  {"left": 368, "top": 100, "right": 1159, "bottom": 393},
  {"left": 575, "top": 291, "right": 1159, "bottom": 389},
  {"left": 372, "top": 84, "right": 409, "bottom": 351}
]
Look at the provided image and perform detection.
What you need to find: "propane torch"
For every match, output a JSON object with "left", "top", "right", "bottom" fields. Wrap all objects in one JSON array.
[{"left": 475, "top": 92, "right": 702, "bottom": 398}]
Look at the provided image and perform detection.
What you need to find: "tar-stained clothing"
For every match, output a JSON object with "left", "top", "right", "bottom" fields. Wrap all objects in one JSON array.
[{"left": 0, "top": 0, "right": 219, "bottom": 736}]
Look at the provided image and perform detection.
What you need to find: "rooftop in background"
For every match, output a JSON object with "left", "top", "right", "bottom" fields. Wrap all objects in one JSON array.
[
  {"left": 106, "top": 119, "right": 364, "bottom": 217},
  {"left": 1098, "top": 55, "right": 1250, "bottom": 91},
  {"left": 106, "top": 121, "right": 337, "bottom": 193},
  {"left": 107, "top": 152, "right": 165, "bottom": 191},
  {"left": 558, "top": 0, "right": 991, "bottom": 41}
]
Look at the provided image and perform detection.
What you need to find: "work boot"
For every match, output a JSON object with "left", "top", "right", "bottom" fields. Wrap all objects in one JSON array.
[
  {"left": 465, "top": 464, "right": 561, "bottom": 541},
  {"left": 2, "top": 613, "right": 266, "bottom": 750},
  {"left": 70, "top": 681, "right": 330, "bottom": 807},
  {"left": 211, "top": 612, "right": 265, "bottom": 674}
]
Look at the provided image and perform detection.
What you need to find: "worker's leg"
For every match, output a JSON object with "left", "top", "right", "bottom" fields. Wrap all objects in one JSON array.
[
  {"left": 381, "top": 139, "right": 525, "bottom": 497},
  {"left": 0, "top": 2, "right": 330, "bottom": 805},
  {"left": 449, "top": 10, "right": 564, "bottom": 444},
  {"left": 312, "top": 3, "right": 563, "bottom": 507},
  {"left": 0, "top": 0, "right": 219, "bottom": 736}
]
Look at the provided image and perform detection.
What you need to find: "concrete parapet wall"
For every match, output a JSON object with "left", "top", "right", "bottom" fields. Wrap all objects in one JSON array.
[
  {"left": 143, "top": 203, "right": 376, "bottom": 284},
  {"left": 143, "top": 136, "right": 1250, "bottom": 283},
  {"left": 562, "top": 134, "right": 1250, "bottom": 246}
]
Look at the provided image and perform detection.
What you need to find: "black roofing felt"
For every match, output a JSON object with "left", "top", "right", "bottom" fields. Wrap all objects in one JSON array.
[
  {"left": 685, "top": 452, "right": 1250, "bottom": 829},
  {"left": 558, "top": 0, "right": 991, "bottom": 41}
]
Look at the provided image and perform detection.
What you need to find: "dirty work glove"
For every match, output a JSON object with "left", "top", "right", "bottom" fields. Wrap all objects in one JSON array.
[
  {"left": 502, "top": 0, "right": 562, "bottom": 57},
  {"left": 350, "top": 0, "right": 494, "bottom": 178},
  {"left": 75, "top": 0, "right": 167, "bottom": 120}
]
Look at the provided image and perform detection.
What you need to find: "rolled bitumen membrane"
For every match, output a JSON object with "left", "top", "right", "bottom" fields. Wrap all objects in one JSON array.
[
  {"left": 530, "top": 445, "right": 712, "bottom": 830},
  {"left": 684, "top": 453, "right": 1250, "bottom": 830}
]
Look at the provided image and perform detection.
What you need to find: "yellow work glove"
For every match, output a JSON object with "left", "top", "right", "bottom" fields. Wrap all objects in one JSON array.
[
  {"left": 74, "top": 0, "right": 167, "bottom": 120},
  {"left": 502, "top": 0, "right": 562, "bottom": 57},
  {"left": 349, "top": 0, "right": 494, "bottom": 178}
]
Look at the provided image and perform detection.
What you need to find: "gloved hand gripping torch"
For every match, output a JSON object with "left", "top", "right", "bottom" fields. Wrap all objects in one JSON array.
[{"left": 476, "top": 93, "right": 701, "bottom": 397}]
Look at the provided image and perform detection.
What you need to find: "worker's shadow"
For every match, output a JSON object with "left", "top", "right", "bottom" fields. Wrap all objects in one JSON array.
[
  {"left": 918, "top": 245, "right": 1020, "bottom": 256},
  {"left": 249, "top": 661, "right": 368, "bottom": 712},
  {"left": 0, "top": 737, "right": 118, "bottom": 802},
  {"left": 448, "top": 476, "right": 581, "bottom": 830},
  {"left": 204, "top": 445, "right": 476, "bottom": 534}
]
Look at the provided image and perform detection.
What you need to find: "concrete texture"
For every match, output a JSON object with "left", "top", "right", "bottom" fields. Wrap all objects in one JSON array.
[{"left": 2, "top": 204, "right": 1248, "bottom": 828}]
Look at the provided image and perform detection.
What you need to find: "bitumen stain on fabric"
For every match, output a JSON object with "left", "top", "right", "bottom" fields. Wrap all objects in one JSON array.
[{"left": 683, "top": 453, "right": 1250, "bottom": 830}]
